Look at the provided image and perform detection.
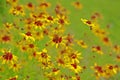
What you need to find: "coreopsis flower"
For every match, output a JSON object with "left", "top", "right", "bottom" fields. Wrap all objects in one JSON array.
[
  {"left": 20, "top": 31, "right": 35, "bottom": 41},
  {"left": 113, "top": 45, "right": 120, "bottom": 54},
  {"left": 6, "top": 75, "right": 18, "bottom": 80},
  {"left": 76, "top": 40, "right": 88, "bottom": 48},
  {"left": 65, "top": 34, "right": 74, "bottom": 46},
  {"left": 67, "top": 62, "right": 82, "bottom": 73},
  {"left": 37, "top": 48, "right": 51, "bottom": 62},
  {"left": 92, "top": 46, "right": 104, "bottom": 55},
  {"left": 39, "top": 2, "right": 51, "bottom": 9},
  {"left": 54, "top": 4, "right": 69, "bottom": 15},
  {"left": 101, "top": 37, "right": 112, "bottom": 46},
  {"left": 81, "top": 18, "right": 99, "bottom": 31},
  {"left": 0, "top": 29, "right": 13, "bottom": 44},
  {"left": 51, "top": 68, "right": 60, "bottom": 75},
  {"left": 6, "top": 0, "right": 18, "bottom": 6},
  {"left": 9, "top": 5, "right": 25, "bottom": 16},
  {"left": 48, "top": 34, "right": 66, "bottom": 48},
  {"left": 32, "top": 19, "right": 46, "bottom": 30},
  {"left": 3, "top": 22, "right": 13, "bottom": 30},
  {"left": 56, "top": 14, "right": 69, "bottom": 26},
  {"left": 0, "top": 49, "right": 17, "bottom": 64},
  {"left": 72, "top": 1, "right": 83, "bottom": 10},
  {"left": 33, "top": 31, "right": 44, "bottom": 40},
  {"left": 68, "top": 51, "right": 82, "bottom": 63},
  {"left": 92, "top": 63, "right": 104, "bottom": 79},
  {"left": 26, "top": 2, "right": 35, "bottom": 11},
  {"left": 9, "top": 62, "right": 21, "bottom": 71}
]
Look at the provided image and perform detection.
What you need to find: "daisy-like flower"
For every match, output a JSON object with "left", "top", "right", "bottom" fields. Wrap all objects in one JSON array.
[
  {"left": 51, "top": 68, "right": 60, "bottom": 75},
  {"left": 26, "top": 2, "right": 34, "bottom": 11},
  {"left": 39, "top": 2, "right": 51, "bottom": 9},
  {"left": 0, "top": 49, "right": 17, "bottom": 64},
  {"left": 113, "top": 45, "right": 120, "bottom": 54},
  {"left": 3, "top": 22, "right": 13, "bottom": 30},
  {"left": 6, "top": 0, "right": 18, "bottom": 6},
  {"left": 68, "top": 51, "right": 82, "bottom": 63},
  {"left": 81, "top": 18, "right": 99, "bottom": 31},
  {"left": 9, "top": 5, "right": 25, "bottom": 16},
  {"left": 104, "top": 64, "right": 119, "bottom": 76},
  {"left": 76, "top": 40, "right": 88, "bottom": 48},
  {"left": 20, "top": 31, "right": 35, "bottom": 41},
  {"left": 65, "top": 34, "right": 74, "bottom": 47},
  {"left": 67, "top": 62, "right": 82, "bottom": 73},
  {"left": 32, "top": 19, "right": 46, "bottom": 30},
  {"left": 9, "top": 62, "right": 21, "bottom": 72},
  {"left": 37, "top": 48, "right": 51, "bottom": 62},
  {"left": 101, "top": 37, "right": 112, "bottom": 46},
  {"left": 6, "top": 75, "right": 18, "bottom": 80},
  {"left": 0, "top": 29, "right": 13, "bottom": 44},
  {"left": 56, "top": 14, "right": 69, "bottom": 26},
  {"left": 91, "top": 63, "right": 104, "bottom": 79},
  {"left": 72, "top": 1, "right": 83, "bottom": 10},
  {"left": 92, "top": 46, "right": 104, "bottom": 55},
  {"left": 49, "top": 34, "right": 66, "bottom": 48}
]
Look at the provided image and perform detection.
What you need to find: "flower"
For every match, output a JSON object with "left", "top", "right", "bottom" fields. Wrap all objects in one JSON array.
[
  {"left": 67, "top": 62, "right": 82, "bottom": 73},
  {"left": 48, "top": 34, "right": 66, "bottom": 48},
  {"left": 76, "top": 40, "right": 88, "bottom": 48},
  {"left": 6, "top": 75, "right": 18, "bottom": 80},
  {"left": 20, "top": 31, "right": 35, "bottom": 41},
  {"left": 9, "top": 5, "right": 25, "bottom": 16},
  {"left": 0, "top": 49, "right": 17, "bottom": 64},
  {"left": 72, "top": 1, "right": 83, "bottom": 9},
  {"left": 9, "top": 62, "right": 21, "bottom": 71},
  {"left": 92, "top": 46, "right": 103, "bottom": 55}
]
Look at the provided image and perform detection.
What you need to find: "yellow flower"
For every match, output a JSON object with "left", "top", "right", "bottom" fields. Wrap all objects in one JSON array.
[
  {"left": 68, "top": 51, "right": 82, "bottom": 63},
  {"left": 76, "top": 40, "right": 88, "bottom": 48},
  {"left": 92, "top": 46, "right": 103, "bottom": 55},
  {"left": 0, "top": 49, "right": 18, "bottom": 64},
  {"left": 9, "top": 62, "right": 21, "bottom": 72},
  {"left": 56, "top": 14, "right": 69, "bottom": 26},
  {"left": 6, "top": 75, "right": 18, "bottom": 80},
  {"left": 3, "top": 22, "right": 13, "bottom": 30},
  {"left": 48, "top": 34, "right": 66, "bottom": 48},
  {"left": 9, "top": 5, "right": 25, "bottom": 16},
  {"left": 67, "top": 62, "right": 82, "bottom": 73},
  {"left": 20, "top": 31, "right": 35, "bottom": 41},
  {"left": 37, "top": 48, "right": 51, "bottom": 62},
  {"left": 81, "top": 18, "right": 99, "bottom": 31},
  {"left": 72, "top": 1, "right": 83, "bottom": 10}
]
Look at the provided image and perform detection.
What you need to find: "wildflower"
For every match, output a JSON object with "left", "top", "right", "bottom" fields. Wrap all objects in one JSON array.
[
  {"left": 72, "top": 1, "right": 83, "bottom": 9},
  {"left": 6, "top": 75, "right": 18, "bottom": 80},
  {"left": 67, "top": 62, "right": 82, "bottom": 73},
  {"left": 20, "top": 31, "right": 35, "bottom": 41},
  {"left": 37, "top": 48, "right": 51, "bottom": 62},
  {"left": 9, "top": 5, "right": 25, "bottom": 16},
  {"left": 92, "top": 46, "right": 103, "bottom": 55},
  {"left": 76, "top": 40, "right": 88, "bottom": 48},
  {"left": 56, "top": 14, "right": 69, "bottom": 26},
  {"left": 49, "top": 34, "right": 66, "bottom": 48},
  {"left": 6, "top": 0, "right": 18, "bottom": 6},
  {"left": 3, "top": 22, "right": 13, "bottom": 30},
  {"left": 81, "top": 18, "right": 99, "bottom": 31},
  {"left": 39, "top": 2, "right": 51, "bottom": 9},
  {"left": 26, "top": 2, "right": 34, "bottom": 11},
  {"left": 0, "top": 49, "right": 17, "bottom": 64},
  {"left": 113, "top": 45, "right": 120, "bottom": 53},
  {"left": 68, "top": 51, "right": 82, "bottom": 63},
  {"left": 65, "top": 34, "right": 74, "bottom": 46},
  {"left": 9, "top": 62, "right": 21, "bottom": 71},
  {"left": 101, "top": 37, "right": 111, "bottom": 46}
]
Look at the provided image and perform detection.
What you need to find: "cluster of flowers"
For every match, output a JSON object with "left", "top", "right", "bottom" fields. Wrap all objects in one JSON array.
[{"left": 0, "top": 0, "right": 120, "bottom": 80}]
